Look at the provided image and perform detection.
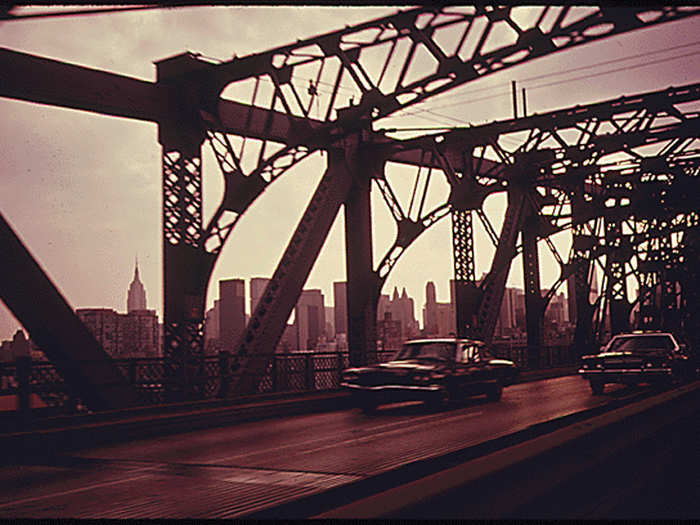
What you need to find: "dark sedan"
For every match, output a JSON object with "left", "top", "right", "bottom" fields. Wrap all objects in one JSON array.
[
  {"left": 579, "top": 331, "right": 695, "bottom": 394},
  {"left": 341, "top": 338, "right": 518, "bottom": 412}
]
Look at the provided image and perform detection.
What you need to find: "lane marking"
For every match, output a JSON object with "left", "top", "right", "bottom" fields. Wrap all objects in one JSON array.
[
  {"left": 0, "top": 471, "right": 154, "bottom": 509},
  {"left": 299, "top": 410, "right": 485, "bottom": 454},
  {"left": 205, "top": 407, "right": 488, "bottom": 464}
]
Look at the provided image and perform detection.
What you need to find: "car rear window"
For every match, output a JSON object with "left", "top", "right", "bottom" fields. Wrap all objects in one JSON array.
[
  {"left": 607, "top": 335, "right": 674, "bottom": 353},
  {"left": 395, "top": 342, "right": 455, "bottom": 361}
]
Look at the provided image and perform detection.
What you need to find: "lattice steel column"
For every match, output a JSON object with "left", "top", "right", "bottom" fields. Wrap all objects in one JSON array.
[
  {"left": 603, "top": 218, "right": 631, "bottom": 335},
  {"left": 160, "top": 134, "right": 211, "bottom": 401},
  {"left": 156, "top": 55, "right": 216, "bottom": 402},
  {"left": 452, "top": 209, "right": 480, "bottom": 338}
]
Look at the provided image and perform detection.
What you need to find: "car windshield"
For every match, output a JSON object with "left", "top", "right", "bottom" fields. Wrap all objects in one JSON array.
[
  {"left": 607, "top": 335, "right": 674, "bottom": 353},
  {"left": 394, "top": 342, "right": 455, "bottom": 362}
]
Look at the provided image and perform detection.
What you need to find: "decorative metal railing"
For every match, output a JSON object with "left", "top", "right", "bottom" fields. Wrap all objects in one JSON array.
[{"left": 0, "top": 345, "right": 577, "bottom": 420}]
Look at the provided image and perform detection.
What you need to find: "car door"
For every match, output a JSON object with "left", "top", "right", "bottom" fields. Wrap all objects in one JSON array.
[{"left": 458, "top": 342, "right": 485, "bottom": 388}]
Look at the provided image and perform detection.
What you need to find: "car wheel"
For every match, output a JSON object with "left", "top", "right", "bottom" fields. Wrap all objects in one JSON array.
[
  {"left": 590, "top": 379, "right": 605, "bottom": 394},
  {"left": 486, "top": 380, "right": 503, "bottom": 402}
]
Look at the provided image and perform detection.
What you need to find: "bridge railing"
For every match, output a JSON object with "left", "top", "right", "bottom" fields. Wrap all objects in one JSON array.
[{"left": 0, "top": 345, "right": 579, "bottom": 420}]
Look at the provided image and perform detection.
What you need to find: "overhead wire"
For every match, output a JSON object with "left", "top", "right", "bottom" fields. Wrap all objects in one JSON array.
[{"left": 0, "top": 5, "right": 175, "bottom": 21}]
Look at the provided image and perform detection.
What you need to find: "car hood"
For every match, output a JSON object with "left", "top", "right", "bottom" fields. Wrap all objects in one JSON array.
[
  {"left": 583, "top": 351, "right": 667, "bottom": 360},
  {"left": 347, "top": 360, "right": 440, "bottom": 374}
]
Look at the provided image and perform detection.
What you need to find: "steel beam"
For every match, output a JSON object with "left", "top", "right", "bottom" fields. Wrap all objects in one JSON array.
[
  {"left": 472, "top": 190, "right": 528, "bottom": 343},
  {"left": 603, "top": 218, "right": 631, "bottom": 335},
  {"left": 345, "top": 150, "right": 380, "bottom": 367},
  {"left": 232, "top": 136, "right": 360, "bottom": 394},
  {"left": 521, "top": 203, "right": 544, "bottom": 368},
  {"left": 569, "top": 187, "right": 597, "bottom": 356},
  {"left": 0, "top": 212, "right": 141, "bottom": 410}
]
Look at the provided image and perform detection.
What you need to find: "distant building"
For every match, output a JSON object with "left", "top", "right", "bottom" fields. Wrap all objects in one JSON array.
[
  {"left": 423, "top": 281, "right": 454, "bottom": 336},
  {"left": 77, "top": 308, "right": 121, "bottom": 356},
  {"left": 333, "top": 281, "right": 347, "bottom": 336},
  {"left": 377, "top": 312, "right": 402, "bottom": 353},
  {"left": 378, "top": 287, "right": 419, "bottom": 339},
  {"left": 325, "top": 306, "right": 335, "bottom": 339},
  {"left": 278, "top": 322, "right": 298, "bottom": 352},
  {"left": 250, "top": 277, "right": 271, "bottom": 315},
  {"left": 77, "top": 307, "right": 159, "bottom": 358},
  {"left": 126, "top": 258, "right": 147, "bottom": 312},
  {"left": 219, "top": 279, "right": 245, "bottom": 352},
  {"left": 423, "top": 281, "right": 439, "bottom": 335},
  {"left": 205, "top": 299, "right": 220, "bottom": 344},
  {"left": 296, "top": 289, "right": 325, "bottom": 351},
  {"left": 120, "top": 309, "right": 159, "bottom": 358}
]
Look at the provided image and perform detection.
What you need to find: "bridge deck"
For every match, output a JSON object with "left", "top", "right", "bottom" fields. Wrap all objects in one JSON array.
[{"left": 0, "top": 376, "right": 690, "bottom": 518}]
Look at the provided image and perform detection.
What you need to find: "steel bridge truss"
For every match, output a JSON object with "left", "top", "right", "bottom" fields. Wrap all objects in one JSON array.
[{"left": 1, "top": 5, "right": 700, "bottom": 403}]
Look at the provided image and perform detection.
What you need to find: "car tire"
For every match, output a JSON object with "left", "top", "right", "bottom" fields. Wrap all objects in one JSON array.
[
  {"left": 486, "top": 380, "right": 503, "bottom": 402},
  {"left": 590, "top": 379, "right": 605, "bottom": 394}
]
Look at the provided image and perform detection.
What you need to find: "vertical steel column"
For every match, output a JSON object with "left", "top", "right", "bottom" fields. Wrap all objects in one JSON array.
[
  {"left": 452, "top": 209, "right": 480, "bottom": 338},
  {"left": 345, "top": 151, "right": 380, "bottom": 367},
  {"left": 160, "top": 130, "right": 210, "bottom": 401},
  {"left": 156, "top": 55, "right": 214, "bottom": 401},
  {"left": 521, "top": 207, "right": 544, "bottom": 368}
]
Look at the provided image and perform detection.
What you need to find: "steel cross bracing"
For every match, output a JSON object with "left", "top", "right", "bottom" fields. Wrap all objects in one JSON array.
[
  {"left": 1, "top": 6, "right": 699, "bottom": 401},
  {"left": 372, "top": 81, "right": 700, "bottom": 346},
  {"left": 164, "top": 6, "right": 700, "bottom": 386}
]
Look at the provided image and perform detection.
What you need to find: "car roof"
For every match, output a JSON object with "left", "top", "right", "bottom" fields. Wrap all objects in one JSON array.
[
  {"left": 404, "top": 338, "right": 486, "bottom": 345},
  {"left": 611, "top": 332, "right": 674, "bottom": 338}
]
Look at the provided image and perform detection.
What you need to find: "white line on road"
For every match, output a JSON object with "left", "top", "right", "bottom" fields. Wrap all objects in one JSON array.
[
  {"left": 0, "top": 471, "right": 154, "bottom": 510},
  {"left": 209, "top": 408, "right": 486, "bottom": 464},
  {"left": 299, "top": 410, "right": 485, "bottom": 454}
]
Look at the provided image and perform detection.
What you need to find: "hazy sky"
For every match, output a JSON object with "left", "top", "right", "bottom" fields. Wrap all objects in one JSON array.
[{"left": 1, "top": 6, "right": 699, "bottom": 340}]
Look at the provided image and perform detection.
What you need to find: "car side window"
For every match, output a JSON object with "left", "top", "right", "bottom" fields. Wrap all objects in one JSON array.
[{"left": 461, "top": 344, "right": 479, "bottom": 362}]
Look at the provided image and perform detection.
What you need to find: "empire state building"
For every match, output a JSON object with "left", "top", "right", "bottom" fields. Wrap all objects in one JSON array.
[{"left": 127, "top": 259, "right": 147, "bottom": 312}]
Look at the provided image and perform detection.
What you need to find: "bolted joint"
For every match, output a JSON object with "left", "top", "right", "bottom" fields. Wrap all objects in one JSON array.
[{"left": 449, "top": 180, "right": 489, "bottom": 211}]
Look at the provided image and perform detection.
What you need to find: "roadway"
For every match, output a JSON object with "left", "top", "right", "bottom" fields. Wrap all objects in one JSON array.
[{"left": 0, "top": 375, "right": 676, "bottom": 518}]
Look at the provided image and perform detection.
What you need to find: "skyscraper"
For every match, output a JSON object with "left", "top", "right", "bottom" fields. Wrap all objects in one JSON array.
[
  {"left": 219, "top": 279, "right": 246, "bottom": 351},
  {"left": 423, "top": 281, "right": 439, "bottom": 335},
  {"left": 333, "top": 281, "right": 347, "bottom": 336},
  {"left": 127, "top": 258, "right": 147, "bottom": 312},
  {"left": 250, "top": 277, "right": 271, "bottom": 315},
  {"left": 296, "top": 289, "right": 325, "bottom": 351}
]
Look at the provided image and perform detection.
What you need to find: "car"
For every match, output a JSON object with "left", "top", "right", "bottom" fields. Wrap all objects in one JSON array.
[
  {"left": 340, "top": 338, "right": 518, "bottom": 412},
  {"left": 579, "top": 331, "right": 695, "bottom": 394}
]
